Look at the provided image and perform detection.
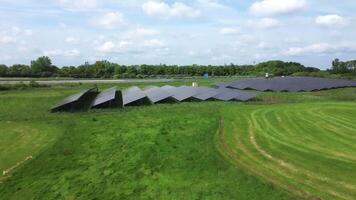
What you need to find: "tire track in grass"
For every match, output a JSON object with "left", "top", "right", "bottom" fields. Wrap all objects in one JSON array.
[
  {"left": 217, "top": 103, "right": 356, "bottom": 200},
  {"left": 216, "top": 117, "right": 312, "bottom": 199},
  {"left": 253, "top": 106, "right": 356, "bottom": 194},
  {"left": 248, "top": 110, "right": 355, "bottom": 200},
  {"left": 254, "top": 106, "right": 356, "bottom": 164},
  {"left": 270, "top": 108, "right": 356, "bottom": 163}
]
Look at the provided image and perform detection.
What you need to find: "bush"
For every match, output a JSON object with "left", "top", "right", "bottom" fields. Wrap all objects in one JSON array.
[
  {"left": 29, "top": 80, "right": 41, "bottom": 88},
  {"left": 0, "top": 85, "right": 11, "bottom": 91},
  {"left": 292, "top": 71, "right": 330, "bottom": 78},
  {"left": 0, "top": 81, "right": 49, "bottom": 91},
  {"left": 13, "top": 82, "right": 28, "bottom": 90}
]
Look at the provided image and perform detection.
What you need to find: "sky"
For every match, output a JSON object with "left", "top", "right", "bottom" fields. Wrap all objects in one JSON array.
[{"left": 1, "top": 0, "right": 356, "bottom": 69}]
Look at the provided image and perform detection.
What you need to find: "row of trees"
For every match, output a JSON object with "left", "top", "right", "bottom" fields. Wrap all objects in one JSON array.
[
  {"left": 0, "top": 56, "right": 321, "bottom": 78},
  {"left": 0, "top": 57, "right": 57, "bottom": 77},
  {"left": 330, "top": 59, "right": 356, "bottom": 75}
]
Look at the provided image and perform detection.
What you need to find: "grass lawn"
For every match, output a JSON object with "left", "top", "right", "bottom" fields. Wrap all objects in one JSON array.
[
  {"left": 218, "top": 102, "right": 356, "bottom": 200},
  {"left": 0, "top": 79, "right": 355, "bottom": 199}
]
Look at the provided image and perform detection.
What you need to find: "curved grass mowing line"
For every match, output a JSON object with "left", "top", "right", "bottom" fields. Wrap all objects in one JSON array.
[
  {"left": 247, "top": 110, "right": 355, "bottom": 199},
  {"left": 216, "top": 118, "right": 312, "bottom": 198},
  {"left": 0, "top": 122, "right": 61, "bottom": 176},
  {"left": 218, "top": 103, "right": 356, "bottom": 200},
  {"left": 253, "top": 106, "right": 356, "bottom": 197},
  {"left": 255, "top": 108, "right": 356, "bottom": 163},
  {"left": 249, "top": 112, "right": 356, "bottom": 198}
]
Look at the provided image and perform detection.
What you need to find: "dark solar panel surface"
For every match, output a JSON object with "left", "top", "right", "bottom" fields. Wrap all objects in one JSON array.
[
  {"left": 170, "top": 86, "right": 199, "bottom": 101},
  {"left": 51, "top": 88, "right": 93, "bottom": 109},
  {"left": 213, "top": 88, "right": 256, "bottom": 101},
  {"left": 122, "top": 86, "right": 148, "bottom": 105},
  {"left": 91, "top": 87, "right": 117, "bottom": 107},
  {"left": 144, "top": 87, "right": 174, "bottom": 103},
  {"left": 193, "top": 87, "right": 220, "bottom": 100},
  {"left": 214, "top": 77, "right": 356, "bottom": 92},
  {"left": 52, "top": 85, "right": 257, "bottom": 112}
]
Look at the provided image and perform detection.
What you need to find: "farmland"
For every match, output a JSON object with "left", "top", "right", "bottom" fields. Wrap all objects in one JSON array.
[{"left": 0, "top": 79, "right": 356, "bottom": 200}]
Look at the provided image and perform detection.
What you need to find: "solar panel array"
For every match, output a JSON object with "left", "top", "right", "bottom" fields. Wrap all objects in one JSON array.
[
  {"left": 143, "top": 86, "right": 177, "bottom": 103},
  {"left": 91, "top": 87, "right": 122, "bottom": 108},
  {"left": 51, "top": 88, "right": 98, "bottom": 112},
  {"left": 122, "top": 86, "right": 151, "bottom": 106},
  {"left": 51, "top": 85, "right": 256, "bottom": 112},
  {"left": 213, "top": 77, "right": 356, "bottom": 92}
]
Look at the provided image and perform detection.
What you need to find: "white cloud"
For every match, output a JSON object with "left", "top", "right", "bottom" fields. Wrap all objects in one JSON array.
[
  {"left": 0, "top": 34, "right": 16, "bottom": 44},
  {"left": 197, "top": 0, "right": 227, "bottom": 9},
  {"left": 284, "top": 37, "right": 300, "bottom": 43},
  {"left": 121, "top": 27, "right": 160, "bottom": 40},
  {"left": 258, "top": 42, "right": 269, "bottom": 49},
  {"left": 134, "top": 28, "right": 160, "bottom": 36},
  {"left": 142, "top": 1, "right": 200, "bottom": 18},
  {"left": 97, "top": 41, "right": 132, "bottom": 53},
  {"left": 18, "top": 46, "right": 29, "bottom": 52},
  {"left": 58, "top": 0, "right": 97, "bottom": 11},
  {"left": 65, "top": 37, "right": 78, "bottom": 43},
  {"left": 43, "top": 49, "right": 81, "bottom": 57},
  {"left": 315, "top": 14, "right": 348, "bottom": 28},
  {"left": 97, "top": 41, "right": 116, "bottom": 53},
  {"left": 64, "top": 49, "right": 80, "bottom": 57},
  {"left": 219, "top": 27, "right": 240, "bottom": 35},
  {"left": 11, "top": 26, "right": 22, "bottom": 35},
  {"left": 142, "top": 39, "right": 164, "bottom": 48},
  {"left": 10, "top": 26, "right": 32, "bottom": 36},
  {"left": 284, "top": 43, "right": 356, "bottom": 56},
  {"left": 43, "top": 49, "right": 63, "bottom": 56},
  {"left": 24, "top": 29, "right": 33, "bottom": 36},
  {"left": 90, "top": 12, "right": 125, "bottom": 29},
  {"left": 250, "top": 0, "right": 306, "bottom": 16},
  {"left": 248, "top": 18, "right": 279, "bottom": 29}
]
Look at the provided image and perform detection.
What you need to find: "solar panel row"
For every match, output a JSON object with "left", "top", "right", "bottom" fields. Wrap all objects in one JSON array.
[
  {"left": 213, "top": 77, "right": 356, "bottom": 92},
  {"left": 50, "top": 88, "right": 99, "bottom": 112},
  {"left": 51, "top": 86, "right": 256, "bottom": 112}
]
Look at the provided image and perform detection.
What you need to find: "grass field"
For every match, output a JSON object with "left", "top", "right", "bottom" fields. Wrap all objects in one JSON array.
[
  {"left": 0, "top": 79, "right": 355, "bottom": 199},
  {"left": 218, "top": 102, "right": 356, "bottom": 200}
]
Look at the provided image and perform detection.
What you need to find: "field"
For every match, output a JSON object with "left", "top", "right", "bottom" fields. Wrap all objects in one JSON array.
[{"left": 0, "top": 79, "right": 356, "bottom": 199}]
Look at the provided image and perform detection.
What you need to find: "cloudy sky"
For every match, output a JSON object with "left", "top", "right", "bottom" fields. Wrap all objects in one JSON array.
[{"left": 1, "top": 0, "right": 356, "bottom": 69}]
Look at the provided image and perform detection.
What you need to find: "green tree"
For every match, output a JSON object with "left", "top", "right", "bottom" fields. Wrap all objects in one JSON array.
[
  {"left": 0, "top": 64, "right": 8, "bottom": 75},
  {"left": 9, "top": 64, "right": 31, "bottom": 76},
  {"left": 30, "top": 56, "right": 58, "bottom": 76}
]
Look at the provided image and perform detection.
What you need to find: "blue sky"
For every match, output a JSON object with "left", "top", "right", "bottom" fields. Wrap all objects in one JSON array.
[{"left": 1, "top": 0, "right": 356, "bottom": 69}]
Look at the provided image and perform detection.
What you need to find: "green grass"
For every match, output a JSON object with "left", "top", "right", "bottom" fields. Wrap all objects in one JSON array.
[
  {"left": 0, "top": 79, "right": 355, "bottom": 199},
  {"left": 0, "top": 121, "right": 61, "bottom": 173},
  {"left": 218, "top": 102, "right": 356, "bottom": 200}
]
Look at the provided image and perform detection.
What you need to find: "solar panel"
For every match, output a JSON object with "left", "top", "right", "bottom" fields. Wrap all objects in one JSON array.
[
  {"left": 213, "top": 88, "right": 238, "bottom": 101},
  {"left": 165, "top": 86, "right": 199, "bottom": 101},
  {"left": 213, "top": 88, "right": 256, "bottom": 101},
  {"left": 51, "top": 88, "right": 98, "bottom": 112},
  {"left": 122, "top": 86, "right": 151, "bottom": 106},
  {"left": 51, "top": 85, "right": 258, "bottom": 112},
  {"left": 91, "top": 87, "right": 122, "bottom": 108},
  {"left": 143, "top": 86, "right": 158, "bottom": 91},
  {"left": 144, "top": 87, "right": 177, "bottom": 103},
  {"left": 193, "top": 87, "right": 220, "bottom": 100},
  {"left": 214, "top": 77, "right": 356, "bottom": 92}
]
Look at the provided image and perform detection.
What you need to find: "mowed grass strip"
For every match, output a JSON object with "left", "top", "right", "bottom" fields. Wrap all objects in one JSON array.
[
  {"left": 219, "top": 102, "right": 356, "bottom": 200},
  {"left": 0, "top": 122, "right": 61, "bottom": 174}
]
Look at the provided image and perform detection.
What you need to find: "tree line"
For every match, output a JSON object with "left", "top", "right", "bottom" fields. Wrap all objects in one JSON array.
[
  {"left": 330, "top": 59, "right": 356, "bottom": 75},
  {"left": 1, "top": 56, "right": 352, "bottom": 79}
]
